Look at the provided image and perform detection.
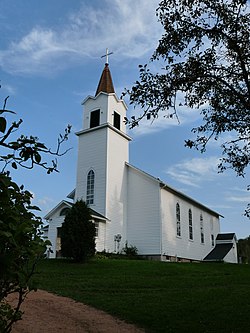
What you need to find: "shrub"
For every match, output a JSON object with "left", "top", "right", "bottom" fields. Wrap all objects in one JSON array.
[
  {"left": 122, "top": 242, "right": 138, "bottom": 258},
  {"left": 60, "top": 200, "right": 96, "bottom": 262}
]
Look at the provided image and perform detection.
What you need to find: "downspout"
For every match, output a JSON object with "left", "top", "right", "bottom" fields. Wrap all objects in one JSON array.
[{"left": 159, "top": 182, "right": 164, "bottom": 261}]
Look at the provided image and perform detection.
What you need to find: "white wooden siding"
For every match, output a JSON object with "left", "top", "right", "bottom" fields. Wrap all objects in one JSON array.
[
  {"left": 95, "top": 222, "right": 106, "bottom": 252},
  {"left": 75, "top": 127, "right": 108, "bottom": 216},
  {"left": 47, "top": 212, "right": 65, "bottom": 258},
  {"left": 160, "top": 189, "right": 220, "bottom": 261},
  {"left": 224, "top": 245, "right": 238, "bottom": 263},
  {"left": 126, "top": 166, "right": 161, "bottom": 254},
  {"left": 104, "top": 128, "right": 129, "bottom": 252}
]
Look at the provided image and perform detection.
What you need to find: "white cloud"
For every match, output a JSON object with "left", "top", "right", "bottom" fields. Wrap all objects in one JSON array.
[
  {"left": 227, "top": 195, "right": 250, "bottom": 203},
  {"left": 128, "top": 105, "right": 201, "bottom": 137},
  {"left": 0, "top": 82, "right": 16, "bottom": 95},
  {"left": 225, "top": 186, "right": 250, "bottom": 204},
  {"left": 0, "top": 0, "right": 161, "bottom": 75},
  {"left": 166, "top": 156, "right": 221, "bottom": 187}
]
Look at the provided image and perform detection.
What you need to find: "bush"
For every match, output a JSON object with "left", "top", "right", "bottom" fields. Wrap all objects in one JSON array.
[
  {"left": 60, "top": 200, "right": 96, "bottom": 262},
  {"left": 122, "top": 242, "right": 138, "bottom": 258}
]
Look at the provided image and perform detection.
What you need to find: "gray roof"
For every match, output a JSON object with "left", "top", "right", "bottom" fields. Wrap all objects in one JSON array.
[
  {"left": 203, "top": 243, "right": 233, "bottom": 261},
  {"left": 89, "top": 208, "right": 109, "bottom": 221},
  {"left": 44, "top": 200, "right": 108, "bottom": 221},
  {"left": 216, "top": 233, "right": 236, "bottom": 241}
]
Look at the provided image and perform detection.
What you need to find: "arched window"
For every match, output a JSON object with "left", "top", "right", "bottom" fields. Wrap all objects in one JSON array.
[
  {"left": 189, "top": 209, "right": 193, "bottom": 240},
  {"left": 60, "top": 208, "right": 70, "bottom": 216},
  {"left": 86, "top": 170, "right": 95, "bottom": 205},
  {"left": 200, "top": 213, "right": 204, "bottom": 243},
  {"left": 176, "top": 203, "right": 181, "bottom": 237}
]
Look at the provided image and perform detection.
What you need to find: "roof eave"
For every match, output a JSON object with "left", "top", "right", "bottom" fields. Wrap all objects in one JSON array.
[{"left": 81, "top": 92, "right": 127, "bottom": 110}]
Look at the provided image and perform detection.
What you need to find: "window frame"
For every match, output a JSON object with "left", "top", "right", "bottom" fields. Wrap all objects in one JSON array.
[
  {"left": 211, "top": 234, "right": 215, "bottom": 247},
  {"left": 94, "top": 222, "right": 99, "bottom": 238},
  {"left": 60, "top": 207, "right": 70, "bottom": 216},
  {"left": 86, "top": 170, "right": 95, "bottom": 205},
  {"left": 188, "top": 208, "right": 193, "bottom": 240},
  {"left": 90, "top": 109, "right": 100, "bottom": 128},
  {"left": 200, "top": 213, "right": 204, "bottom": 244},
  {"left": 176, "top": 203, "right": 181, "bottom": 237},
  {"left": 113, "top": 111, "right": 121, "bottom": 130}
]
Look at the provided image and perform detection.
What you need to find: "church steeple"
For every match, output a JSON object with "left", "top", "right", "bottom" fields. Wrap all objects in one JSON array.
[
  {"left": 95, "top": 63, "right": 115, "bottom": 96},
  {"left": 80, "top": 50, "right": 128, "bottom": 134}
]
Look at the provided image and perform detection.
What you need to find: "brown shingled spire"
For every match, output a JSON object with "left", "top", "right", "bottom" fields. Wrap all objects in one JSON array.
[{"left": 95, "top": 63, "right": 115, "bottom": 96}]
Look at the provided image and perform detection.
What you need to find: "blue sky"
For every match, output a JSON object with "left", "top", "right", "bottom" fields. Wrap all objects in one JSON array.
[{"left": 0, "top": 0, "right": 249, "bottom": 239}]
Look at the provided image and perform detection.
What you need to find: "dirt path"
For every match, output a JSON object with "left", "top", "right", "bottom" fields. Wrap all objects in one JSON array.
[{"left": 10, "top": 290, "right": 144, "bottom": 333}]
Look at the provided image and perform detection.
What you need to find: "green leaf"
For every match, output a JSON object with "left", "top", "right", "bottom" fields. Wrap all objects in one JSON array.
[
  {"left": 36, "top": 142, "right": 47, "bottom": 149},
  {"left": 0, "top": 231, "right": 13, "bottom": 238},
  {"left": 12, "top": 162, "right": 17, "bottom": 169},
  {"left": 0, "top": 117, "right": 7, "bottom": 133},
  {"left": 34, "top": 152, "right": 41, "bottom": 164},
  {"left": 27, "top": 205, "right": 41, "bottom": 211}
]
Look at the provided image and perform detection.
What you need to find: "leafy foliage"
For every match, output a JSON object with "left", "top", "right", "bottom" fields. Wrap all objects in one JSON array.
[
  {"left": 125, "top": 0, "right": 250, "bottom": 214},
  {"left": 61, "top": 200, "right": 96, "bottom": 262},
  {"left": 0, "top": 96, "right": 71, "bottom": 174},
  {"left": 0, "top": 90, "right": 71, "bottom": 331},
  {"left": 0, "top": 173, "right": 48, "bottom": 332},
  {"left": 122, "top": 242, "right": 138, "bottom": 258},
  {"left": 237, "top": 235, "right": 250, "bottom": 263}
]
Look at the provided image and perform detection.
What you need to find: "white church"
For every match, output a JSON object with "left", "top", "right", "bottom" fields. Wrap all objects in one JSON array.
[{"left": 44, "top": 58, "right": 238, "bottom": 263}]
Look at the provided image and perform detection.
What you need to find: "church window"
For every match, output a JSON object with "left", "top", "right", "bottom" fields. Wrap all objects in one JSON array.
[
  {"left": 200, "top": 214, "right": 204, "bottom": 243},
  {"left": 90, "top": 109, "right": 100, "bottom": 128},
  {"left": 86, "top": 170, "right": 95, "bottom": 205},
  {"left": 56, "top": 227, "right": 62, "bottom": 256},
  {"left": 176, "top": 203, "right": 181, "bottom": 237},
  {"left": 211, "top": 234, "right": 215, "bottom": 246},
  {"left": 189, "top": 209, "right": 193, "bottom": 240},
  {"left": 113, "top": 111, "right": 120, "bottom": 130},
  {"left": 94, "top": 222, "right": 99, "bottom": 237},
  {"left": 60, "top": 207, "right": 70, "bottom": 216}
]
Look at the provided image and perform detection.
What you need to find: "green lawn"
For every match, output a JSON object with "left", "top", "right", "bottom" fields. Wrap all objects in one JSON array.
[{"left": 34, "top": 259, "right": 250, "bottom": 332}]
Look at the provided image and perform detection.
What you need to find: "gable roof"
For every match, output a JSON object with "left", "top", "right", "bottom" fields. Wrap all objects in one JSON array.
[
  {"left": 67, "top": 189, "right": 75, "bottom": 200},
  {"left": 44, "top": 200, "right": 109, "bottom": 222},
  {"left": 44, "top": 200, "right": 73, "bottom": 220},
  {"left": 95, "top": 63, "right": 115, "bottom": 96},
  {"left": 90, "top": 209, "right": 109, "bottom": 222},
  {"left": 203, "top": 243, "right": 234, "bottom": 261}
]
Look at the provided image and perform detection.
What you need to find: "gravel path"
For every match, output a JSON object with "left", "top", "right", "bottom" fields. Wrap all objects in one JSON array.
[{"left": 10, "top": 290, "right": 144, "bottom": 333}]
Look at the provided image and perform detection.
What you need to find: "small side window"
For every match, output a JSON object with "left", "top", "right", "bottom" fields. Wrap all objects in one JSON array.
[
  {"left": 113, "top": 111, "right": 120, "bottom": 130},
  {"left": 200, "top": 214, "right": 204, "bottom": 244},
  {"left": 189, "top": 209, "right": 193, "bottom": 240},
  {"left": 90, "top": 109, "right": 100, "bottom": 128},
  {"left": 176, "top": 203, "right": 181, "bottom": 237},
  {"left": 211, "top": 234, "right": 215, "bottom": 247}
]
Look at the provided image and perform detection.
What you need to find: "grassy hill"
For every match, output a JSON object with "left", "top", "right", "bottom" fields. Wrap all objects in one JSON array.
[{"left": 34, "top": 259, "right": 250, "bottom": 332}]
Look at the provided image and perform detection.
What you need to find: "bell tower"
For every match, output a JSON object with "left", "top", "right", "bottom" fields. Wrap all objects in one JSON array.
[{"left": 75, "top": 56, "right": 131, "bottom": 251}]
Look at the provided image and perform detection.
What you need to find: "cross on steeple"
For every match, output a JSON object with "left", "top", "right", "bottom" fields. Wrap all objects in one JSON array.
[{"left": 101, "top": 48, "right": 113, "bottom": 64}]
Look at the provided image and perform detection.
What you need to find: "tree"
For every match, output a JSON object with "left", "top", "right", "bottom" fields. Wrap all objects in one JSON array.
[
  {"left": 61, "top": 200, "right": 96, "bottom": 262},
  {"left": 237, "top": 236, "right": 250, "bottom": 263},
  {"left": 0, "top": 97, "right": 71, "bottom": 174},
  {"left": 0, "top": 91, "right": 71, "bottom": 332},
  {"left": 0, "top": 174, "right": 46, "bottom": 332},
  {"left": 125, "top": 0, "right": 250, "bottom": 216}
]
